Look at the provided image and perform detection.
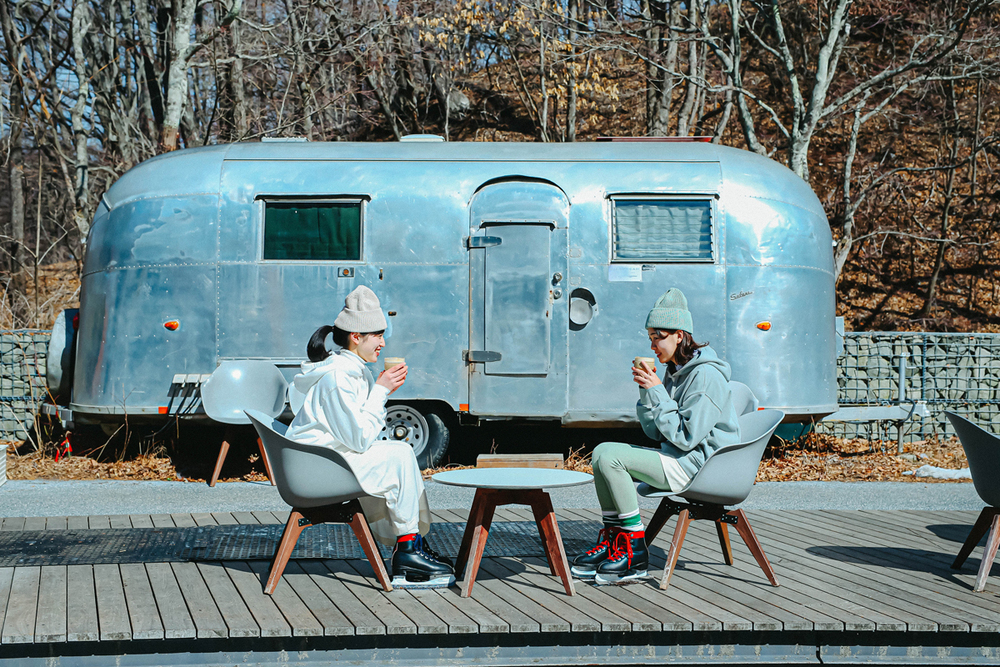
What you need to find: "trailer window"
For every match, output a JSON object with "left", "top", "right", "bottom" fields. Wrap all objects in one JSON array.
[
  {"left": 613, "top": 199, "right": 713, "bottom": 262},
  {"left": 263, "top": 201, "right": 362, "bottom": 261}
]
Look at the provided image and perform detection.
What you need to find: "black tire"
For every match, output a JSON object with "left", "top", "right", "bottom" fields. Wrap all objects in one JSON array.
[{"left": 380, "top": 405, "right": 451, "bottom": 470}]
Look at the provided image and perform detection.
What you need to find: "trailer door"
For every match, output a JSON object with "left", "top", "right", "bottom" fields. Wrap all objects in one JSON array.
[{"left": 468, "top": 181, "right": 569, "bottom": 417}]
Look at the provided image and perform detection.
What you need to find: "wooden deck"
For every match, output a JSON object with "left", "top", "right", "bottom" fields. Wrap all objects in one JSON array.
[{"left": 1, "top": 507, "right": 999, "bottom": 665}]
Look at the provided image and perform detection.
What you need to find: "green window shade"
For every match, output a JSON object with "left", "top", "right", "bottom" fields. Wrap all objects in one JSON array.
[
  {"left": 264, "top": 202, "right": 361, "bottom": 260},
  {"left": 614, "top": 200, "right": 713, "bottom": 261}
]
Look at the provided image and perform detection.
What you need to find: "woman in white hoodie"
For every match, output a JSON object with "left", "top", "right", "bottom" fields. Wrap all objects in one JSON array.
[{"left": 286, "top": 286, "right": 454, "bottom": 588}]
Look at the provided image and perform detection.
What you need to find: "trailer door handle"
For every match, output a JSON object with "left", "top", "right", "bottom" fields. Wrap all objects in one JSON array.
[
  {"left": 466, "top": 236, "right": 502, "bottom": 249},
  {"left": 464, "top": 350, "right": 502, "bottom": 363}
]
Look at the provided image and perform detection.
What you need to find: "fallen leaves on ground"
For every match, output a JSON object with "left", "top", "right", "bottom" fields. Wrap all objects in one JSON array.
[{"left": 6, "top": 433, "right": 971, "bottom": 483}]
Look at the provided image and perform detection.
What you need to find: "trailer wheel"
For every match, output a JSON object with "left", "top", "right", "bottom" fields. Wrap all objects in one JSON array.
[{"left": 379, "top": 405, "right": 450, "bottom": 469}]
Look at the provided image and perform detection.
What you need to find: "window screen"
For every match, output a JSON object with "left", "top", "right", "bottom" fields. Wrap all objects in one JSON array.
[
  {"left": 263, "top": 201, "right": 362, "bottom": 260},
  {"left": 613, "top": 199, "right": 713, "bottom": 261}
]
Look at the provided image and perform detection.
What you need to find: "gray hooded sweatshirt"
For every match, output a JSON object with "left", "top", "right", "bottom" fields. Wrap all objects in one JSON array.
[{"left": 636, "top": 345, "right": 741, "bottom": 479}]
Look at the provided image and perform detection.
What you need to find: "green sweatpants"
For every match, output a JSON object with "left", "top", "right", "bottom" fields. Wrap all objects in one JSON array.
[{"left": 592, "top": 442, "right": 672, "bottom": 516}]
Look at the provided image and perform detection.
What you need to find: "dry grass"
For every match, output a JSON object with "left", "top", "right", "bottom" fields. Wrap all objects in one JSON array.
[{"left": 5, "top": 432, "right": 970, "bottom": 484}]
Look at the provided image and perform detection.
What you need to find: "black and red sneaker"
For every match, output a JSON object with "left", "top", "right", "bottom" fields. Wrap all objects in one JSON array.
[
  {"left": 571, "top": 526, "right": 613, "bottom": 579},
  {"left": 595, "top": 529, "right": 648, "bottom": 585}
]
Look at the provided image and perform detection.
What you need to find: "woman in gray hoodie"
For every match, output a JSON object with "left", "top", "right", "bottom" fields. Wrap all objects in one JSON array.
[{"left": 572, "top": 288, "right": 741, "bottom": 585}]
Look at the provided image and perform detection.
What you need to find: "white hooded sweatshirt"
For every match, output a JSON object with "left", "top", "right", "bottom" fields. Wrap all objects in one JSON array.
[{"left": 286, "top": 350, "right": 431, "bottom": 544}]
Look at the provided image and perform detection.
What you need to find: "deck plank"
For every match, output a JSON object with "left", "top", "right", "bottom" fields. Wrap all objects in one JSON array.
[
  {"left": 2, "top": 567, "right": 40, "bottom": 644},
  {"left": 195, "top": 563, "right": 261, "bottom": 638},
  {"left": 429, "top": 586, "right": 510, "bottom": 633},
  {"left": 212, "top": 512, "right": 240, "bottom": 526},
  {"left": 109, "top": 515, "right": 132, "bottom": 530},
  {"left": 119, "top": 563, "right": 164, "bottom": 640},
  {"left": 44, "top": 516, "right": 68, "bottom": 531},
  {"left": 478, "top": 557, "right": 600, "bottom": 632},
  {"left": 65, "top": 565, "right": 99, "bottom": 642},
  {"left": 145, "top": 563, "right": 196, "bottom": 639},
  {"left": 34, "top": 565, "right": 67, "bottom": 643},
  {"left": 409, "top": 588, "right": 479, "bottom": 634},
  {"left": 803, "top": 510, "right": 1000, "bottom": 628},
  {"left": 1, "top": 517, "right": 26, "bottom": 531},
  {"left": 93, "top": 564, "right": 132, "bottom": 641},
  {"left": 191, "top": 513, "right": 218, "bottom": 527},
  {"left": 660, "top": 521, "right": 851, "bottom": 631},
  {"left": 302, "top": 560, "right": 385, "bottom": 636},
  {"left": 246, "top": 561, "right": 323, "bottom": 637},
  {"left": 751, "top": 512, "right": 947, "bottom": 631},
  {"left": 0, "top": 569, "right": 12, "bottom": 640},
  {"left": 343, "top": 560, "right": 447, "bottom": 635},
  {"left": 275, "top": 562, "right": 355, "bottom": 636},
  {"left": 128, "top": 515, "right": 154, "bottom": 529},
  {"left": 222, "top": 562, "right": 294, "bottom": 638},
  {"left": 230, "top": 512, "right": 261, "bottom": 525},
  {"left": 150, "top": 514, "right": 176, "bottom": 528},
  {"left": 170, "top": 563, "right": 230, "bottom": 639},
  {"left": 770, "top": 510, "right": 995, "bottom": 629},
  {"left": 169, "top": 514, "right": 197, "bottom": 528},
  {"left": 22, "top": 517, "right": 46, "bottom": 531},
  {"left": 322, "top": 560, "right": 415, "bottom": 634},
  {"left": 66, "top": 516, "right": 89, "bottom": 530}
]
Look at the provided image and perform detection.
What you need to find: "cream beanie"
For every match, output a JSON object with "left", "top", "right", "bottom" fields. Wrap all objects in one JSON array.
[
  {"left": 333, "top": 286, "right": 387, "bottom": 333},
  {"left": 644, "top": 287, "right": 693, "bottom": 335}
]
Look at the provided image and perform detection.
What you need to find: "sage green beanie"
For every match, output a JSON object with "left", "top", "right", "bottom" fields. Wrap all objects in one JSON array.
[{"left": 645, "top": 288, "right": 693, "bottom": 334}]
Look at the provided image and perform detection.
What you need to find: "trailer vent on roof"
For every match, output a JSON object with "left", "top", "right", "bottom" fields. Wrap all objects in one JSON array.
[{"left": 400, "top": 134, "right": 445, "bottom": 142}]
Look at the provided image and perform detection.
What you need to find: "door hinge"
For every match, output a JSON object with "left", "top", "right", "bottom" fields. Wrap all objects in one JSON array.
[
  {"left": 464, "top": 350, "right": 502, "bottom": 363},
  {"left": 466, "top": 236, "right": 502, "bottom": 249}
]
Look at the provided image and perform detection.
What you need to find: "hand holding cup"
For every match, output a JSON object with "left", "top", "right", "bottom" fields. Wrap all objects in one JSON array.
[
  {"left": 632, "top": 356, "right": 661, "bottom": 389},
  {"left": 377, "top": 357, "right": 407, "bottom": 394}
]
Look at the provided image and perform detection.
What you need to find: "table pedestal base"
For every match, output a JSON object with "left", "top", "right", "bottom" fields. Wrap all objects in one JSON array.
[{"left": 454, "top": 488, "right": 575, "bottom": 597}]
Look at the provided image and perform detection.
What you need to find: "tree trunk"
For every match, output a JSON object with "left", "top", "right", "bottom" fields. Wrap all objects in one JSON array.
[
  {"left": 162, "top": 0, "right": 198, "bottom": 150},
  {"left": 565, "top": 0, "right": 578, "bottom": 141},
  {"left": 0, "top": 0, "right": 27, "bottom": 276},
  {"left": 71, "top": 0, "right": 93, "bottom": 239}
]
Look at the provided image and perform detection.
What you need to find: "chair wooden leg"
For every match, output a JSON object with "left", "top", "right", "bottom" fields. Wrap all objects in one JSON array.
[
  {"left": 208, "top": 439, "right": 230, "bottom": 487},
  {"left": 659, "top": 509, "right": 692, "bottom": 590},
  {"left": 645, "top": 499, "right": 679, "bottom": 544},
  {"left": 347, "top": 506, "right": 393, "bottom": 592},
  {"left": 716, "top": 521, "right": 734, "bottom": 565},
  {"left": 974, "top": 513, "right": 1000, "bottom": 593},
  {"left": 265, "top": 510, "right": 306, "bottom": 594},
  {"left": 953, "top": 507, "right": 1000, "bottom": 569},
  {"left": 731, "top": 509, "right": 779, "bottom": 587},
  {"left": 257, "top": 437, "right": 276, "bottom": 486}
]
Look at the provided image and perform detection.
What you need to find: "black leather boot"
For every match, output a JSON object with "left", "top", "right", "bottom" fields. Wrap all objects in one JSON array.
[
  {"left": 595, "top": 529, "right": 648, "bottom": 585},
  {"left": 391, "top": 535, "right": 455, "bottom": 588},
  {"left": 571, "top": 526, "right": 613, "bottom": 579}
]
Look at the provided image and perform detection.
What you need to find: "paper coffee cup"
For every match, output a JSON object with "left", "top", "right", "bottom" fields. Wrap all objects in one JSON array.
[
  {"left": 633, "top": 356, "right": 656, "bottom": 372},
  {"left": 384, "top": 357, "right": 405, "bottom": 370}
]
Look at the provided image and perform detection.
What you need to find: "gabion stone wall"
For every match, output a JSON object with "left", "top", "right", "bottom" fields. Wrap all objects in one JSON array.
[
  {"left": 0, "top": 330, "right": 49, "bottom": 442},
  {"left": 815, "top": 332, "right": 1000, "bottom": 443}
]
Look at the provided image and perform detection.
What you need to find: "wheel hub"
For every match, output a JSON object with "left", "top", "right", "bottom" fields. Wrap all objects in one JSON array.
[{"left": 379, "top": 405, "right": 428, "bottom": 457}]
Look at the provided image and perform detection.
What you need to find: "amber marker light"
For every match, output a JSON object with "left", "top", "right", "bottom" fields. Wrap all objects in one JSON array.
[
  {"left": 756, "top": 321, "right": 772, "bottom": 331},
  {"left": 164, "top": 320, "right": 180, "bottom": 331}
]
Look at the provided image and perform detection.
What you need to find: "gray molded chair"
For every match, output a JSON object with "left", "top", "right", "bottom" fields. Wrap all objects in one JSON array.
[
  {"left": 729, "top": 381, "right": 759, "bottom": 416},
  {"left": 944, "top": 411, "right": 1000, "bottom": 592},
  {"left": 201, "top": 360, "right": 288, "bottom": 487},
  {"left": 638, "top": 408, "right": 785, "bottom": 590},
  {"left": 244, "top": 409, "right": 393, "bottom": 594}
]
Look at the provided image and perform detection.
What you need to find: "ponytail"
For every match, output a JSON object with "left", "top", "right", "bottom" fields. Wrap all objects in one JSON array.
[{"left": 307, "top": 325, "right": 335, "bottom": 362}]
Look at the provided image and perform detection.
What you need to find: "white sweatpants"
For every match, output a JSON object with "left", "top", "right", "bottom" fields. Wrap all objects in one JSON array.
[{"left": 339, "top": 440, "right": 431, "bottom": 545}]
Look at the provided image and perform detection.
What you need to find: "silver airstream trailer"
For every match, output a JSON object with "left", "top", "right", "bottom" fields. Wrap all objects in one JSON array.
[{"left": 49, "top": 138, "right": 837, "bottom": 466}]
